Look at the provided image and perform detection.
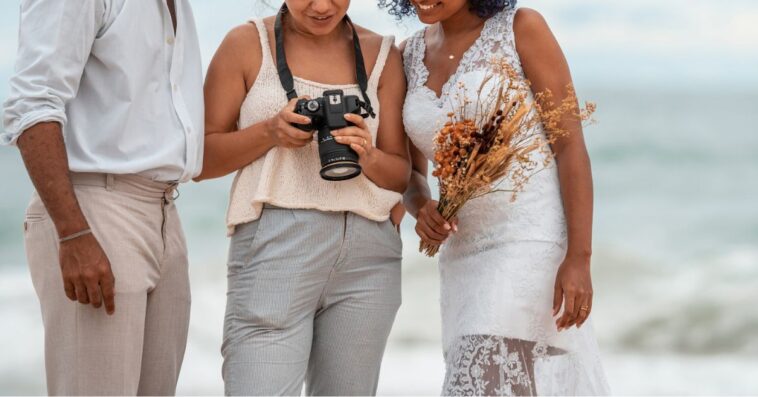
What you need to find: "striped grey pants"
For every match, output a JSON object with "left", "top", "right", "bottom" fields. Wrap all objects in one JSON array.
[{"left": 221, "top": 206, "right": 402, "bottom": 396}]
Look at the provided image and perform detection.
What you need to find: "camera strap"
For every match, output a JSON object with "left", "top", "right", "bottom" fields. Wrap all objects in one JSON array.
[{"left": 274, "top": 4, "right": 375, "bottom": 118}]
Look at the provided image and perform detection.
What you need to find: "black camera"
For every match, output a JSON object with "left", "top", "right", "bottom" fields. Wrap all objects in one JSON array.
[
  {"left": 293, "top": 90, "right": 368, "bottom": 181},
  {"left": 275, "top": 5, "right": 376, "bottom": 181}
]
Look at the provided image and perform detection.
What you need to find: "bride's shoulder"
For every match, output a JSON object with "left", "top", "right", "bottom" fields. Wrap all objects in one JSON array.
[
  {"left": 510, "top": 7, "right": 562, "bottom": 62},
  {"left": 512, "top": 8, "right": 552, "bottom": 43}
]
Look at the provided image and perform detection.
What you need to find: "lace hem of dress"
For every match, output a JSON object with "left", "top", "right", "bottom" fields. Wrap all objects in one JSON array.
[{"left": 443, "top": 335, "right": 573, "bottom": 397}]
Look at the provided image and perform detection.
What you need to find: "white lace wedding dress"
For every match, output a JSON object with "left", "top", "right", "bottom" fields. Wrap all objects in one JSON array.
[{"left": 402, "top": 8, "right": 611, "bottom": 396}]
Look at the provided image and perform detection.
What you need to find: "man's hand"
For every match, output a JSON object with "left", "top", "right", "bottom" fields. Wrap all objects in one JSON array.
[
  {"left": 17, "top": 122, "right": 117, "bottom": 315},
  {"left": 59, "top": 233, "right": 116, "bottom": 314}
]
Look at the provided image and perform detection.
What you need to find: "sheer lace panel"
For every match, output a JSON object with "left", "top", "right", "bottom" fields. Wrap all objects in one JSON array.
[{"left": 443, "top": 335, "right": 568, "bottom": 396}]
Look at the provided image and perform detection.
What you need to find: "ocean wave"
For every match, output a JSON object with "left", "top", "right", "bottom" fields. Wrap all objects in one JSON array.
[
  {"left": 591, "top": 247, "right": 758, "bottom": 355},
  {"left": 2, "top": 245, "right": 757, "bottom": 356}
]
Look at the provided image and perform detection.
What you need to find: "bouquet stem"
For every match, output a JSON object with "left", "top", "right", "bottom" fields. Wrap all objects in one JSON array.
[
  {"left": 420, "top": 240, "right": 442, "bottom": 257},
  {"left": 418, "top": 61, "right": 594, "bottom": 259},
  {"left": 419, "top": 202, "right": 458, "bottom": 257}
]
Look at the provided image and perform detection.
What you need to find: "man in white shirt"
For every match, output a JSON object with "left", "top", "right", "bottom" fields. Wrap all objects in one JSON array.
[{"left": 2, "top": 1, "right": 204, "bottom": 394}]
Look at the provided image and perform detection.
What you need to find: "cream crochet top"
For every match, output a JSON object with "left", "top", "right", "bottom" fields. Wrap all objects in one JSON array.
[{"left": 225, "top": 18, "right": 402, "bottom": 235}]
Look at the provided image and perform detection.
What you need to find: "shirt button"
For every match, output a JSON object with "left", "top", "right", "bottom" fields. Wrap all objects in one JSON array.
[
  {"left": 172, "top": 84, "right": 178, "bottom": 92},
  {"left": 167, "top": 37, "right": 175, "bottom": 45}
]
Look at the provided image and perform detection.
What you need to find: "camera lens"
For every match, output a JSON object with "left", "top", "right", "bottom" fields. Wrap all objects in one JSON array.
[
  {"left": 311, "top": 90, "right": 364, "bottom": 181},
  {"left": 330, "top": 168, "right": 352, "bottom": 176},
  {"left": 321, "top": 161, "right": 362, "bottom": 181},
  {"left": 317, "top": 127, "right": 362, "bottom": 181}
]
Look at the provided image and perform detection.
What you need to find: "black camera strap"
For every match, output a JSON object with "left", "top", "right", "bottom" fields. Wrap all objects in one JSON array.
[{"left": 274, "top": 4, "right": 375, "bottom": 118}]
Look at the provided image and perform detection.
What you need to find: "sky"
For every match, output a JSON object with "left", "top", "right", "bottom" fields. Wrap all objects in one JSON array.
[{"left": 1, "top": 0, "right": 757, "bottom": 103}]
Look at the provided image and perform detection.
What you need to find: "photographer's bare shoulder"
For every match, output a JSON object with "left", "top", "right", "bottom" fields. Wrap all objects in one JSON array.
[
  {"left": 354, "top": 24, "right": 392, "bottom": 76},
  {"left": 212, "top": 22, "right": 265, "bottom": 93}
]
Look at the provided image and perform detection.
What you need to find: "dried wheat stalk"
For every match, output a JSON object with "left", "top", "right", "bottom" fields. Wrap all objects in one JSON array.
[{"left": 422, "top": 60, "right": 595, "bottom": 257}]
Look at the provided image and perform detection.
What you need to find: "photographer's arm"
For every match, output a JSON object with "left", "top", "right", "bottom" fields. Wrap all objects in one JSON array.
[
  {"left": 196, "top": 25, "right": 312, "bottom": 181},
  {"left": 334, "top": 46, "right": 411, "bottom": 193}
]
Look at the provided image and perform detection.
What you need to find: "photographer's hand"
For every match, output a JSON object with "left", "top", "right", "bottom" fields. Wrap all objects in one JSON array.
[
  {"left": 332, "top": 113, "right": 378, "bottom": 165},
  {"left": 265, "top": 97, "right": 314, "bottom": 149}
]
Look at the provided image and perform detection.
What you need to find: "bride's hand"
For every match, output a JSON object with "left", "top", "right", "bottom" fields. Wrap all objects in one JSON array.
[
  {"left": 415, "top": 199, "right": 457, "bottom": 246},
  {"left": 553, "top": 255, "right": 594, "bottom": 331}
]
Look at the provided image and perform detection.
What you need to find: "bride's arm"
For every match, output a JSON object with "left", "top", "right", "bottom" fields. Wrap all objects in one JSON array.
[
  {"left": 515, "top": 8, "right": 595, "bottom": 330},
  {"left": 404, "top": 142, "right": 455, "bottom": 245},
  {"left": 397, "top": 38, "right": 455, "bottom": 244},
  {"left": 404, "top": 143, "right": 431, "bottom": 219}
]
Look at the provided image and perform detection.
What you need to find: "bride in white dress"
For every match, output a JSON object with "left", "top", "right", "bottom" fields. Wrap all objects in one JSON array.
[{"left": 379, "top": 0, "right": 611, "bottom": 394}]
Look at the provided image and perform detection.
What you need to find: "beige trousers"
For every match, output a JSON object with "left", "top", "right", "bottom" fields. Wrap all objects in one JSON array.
[{"left": 23, "top": 173, "right": 191, "bottom": 396}]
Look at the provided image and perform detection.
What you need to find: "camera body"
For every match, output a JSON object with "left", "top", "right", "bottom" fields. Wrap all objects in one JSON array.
[{"left": 293, "top": 90, "right": 366, "bottom": 181}]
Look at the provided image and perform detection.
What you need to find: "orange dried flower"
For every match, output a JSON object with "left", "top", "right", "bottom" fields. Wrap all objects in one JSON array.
[{"left": 422, "top": 60, "right": 596, "bottom": 257}]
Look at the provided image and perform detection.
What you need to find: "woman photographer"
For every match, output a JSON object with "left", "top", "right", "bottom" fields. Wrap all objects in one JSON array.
[{"left": 196, "top": 0, "right": 409, "bottom": 394}]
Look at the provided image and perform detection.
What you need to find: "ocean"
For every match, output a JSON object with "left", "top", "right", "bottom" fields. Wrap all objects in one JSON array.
[{"left": 1, "top": 87, "right": 757, "bottom": 394}]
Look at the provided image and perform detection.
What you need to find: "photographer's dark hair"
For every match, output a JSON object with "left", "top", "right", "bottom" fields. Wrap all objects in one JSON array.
[{"left": 378, "top": 0, "right": 517, "bottom": 19}]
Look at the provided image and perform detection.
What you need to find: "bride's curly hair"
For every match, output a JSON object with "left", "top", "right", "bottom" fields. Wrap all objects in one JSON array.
[{"left": 378, "top": 0, "right": 517, "bottom": 19}]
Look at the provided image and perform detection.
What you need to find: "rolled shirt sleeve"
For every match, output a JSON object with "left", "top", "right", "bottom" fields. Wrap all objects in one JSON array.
[{"left": 2, "top": 0, "right": 104, "bottom": 145}]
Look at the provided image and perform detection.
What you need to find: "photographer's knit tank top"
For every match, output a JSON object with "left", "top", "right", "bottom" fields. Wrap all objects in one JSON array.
[{"left": 225, "top": 18, "right": 400, "bottom": 235}]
